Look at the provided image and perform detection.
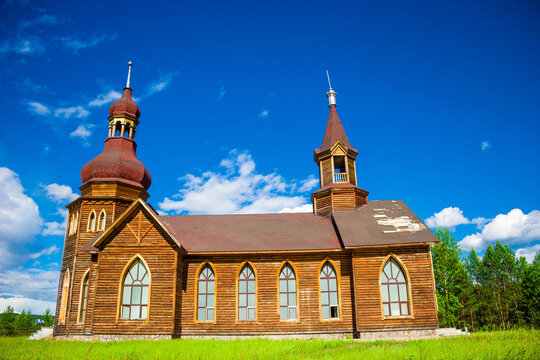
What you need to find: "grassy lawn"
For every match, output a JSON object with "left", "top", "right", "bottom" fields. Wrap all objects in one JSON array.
[{"left": 0, "top": 330, "right": 538, "bottom": 359}]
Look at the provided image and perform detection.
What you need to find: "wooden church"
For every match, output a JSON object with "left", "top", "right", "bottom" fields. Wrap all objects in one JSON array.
[{"left": 54, "top": 64, "right": 439, "bottom": 340}]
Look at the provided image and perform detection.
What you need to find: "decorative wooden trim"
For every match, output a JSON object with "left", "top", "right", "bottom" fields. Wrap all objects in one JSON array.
[
  {"left": 193, "top": 260, "right": 217, "bottom": 324},
  {"left": 330, "top": 156, "right": 335, "bottom": 184},
  {"left": 428, "top": 247, "right": 439, "bottom": 321},
  {"left": 276, "top": 260, "right": 300, "bottom": 323},
  {"left": 172, "top": 251, "right": 178, "bottom": 332},
  {"left": 116, "top": 254, "right": 152, "bottom": 324},
  {"left": 235, "top": 260, "right": 258, "bottom": 323},
  {"left": 58, "top": 269, "right": 70, "bottom": 325},
  {"left": 317, "top": 258, "right": 343, "bottom": 322},
  {"left": 76, "top": 268, "right": 90, "bottom": 324},
  {"left": 379, "top": 253, "right": 414, "bottom": 320},
  {"left": 188, "top": 248, "right": 344, "bottom": 256},
  {"left": 350, "top": 250, "right": 359, "bottom": 334}
]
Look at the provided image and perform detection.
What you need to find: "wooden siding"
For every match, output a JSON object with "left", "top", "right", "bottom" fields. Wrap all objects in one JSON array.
[
  {"left": 347, "top": 157, "right": 356, "bottom": 185},
  {"left": 352, "top": 246, "right": 438, "bottom": 331},
  {"left": 179, "top": 253, "right": 354, "bottom": 335},
  {"left": 332, "top": 190, "right": 355, "bottom": 211},
  {"left": 314, "top": 195, "right": 332, "bottom": 218},
  {"left": 91, "top": 209, "right": 178, "bottom": 335},
  {"left": 355, "top": 192, "right": 367, "bottom": 208},
  {"left": 321, "top": 158, "right": 332, "bottom": 187}
]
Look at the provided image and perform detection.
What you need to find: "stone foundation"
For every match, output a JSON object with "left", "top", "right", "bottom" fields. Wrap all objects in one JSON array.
[
  {"left": 55, "top": 334, "right": 172, "bottom": 342},
  {"left": 356, "top": 329, "right": 438, "bottom": 341},
  {"left": 179, "top": 332, "right": 351, "bottom": 340}
]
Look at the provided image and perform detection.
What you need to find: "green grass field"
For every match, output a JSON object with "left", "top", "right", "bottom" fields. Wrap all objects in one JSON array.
[{"left": 0, "top": 330, "right": 538, "bottom": 359}]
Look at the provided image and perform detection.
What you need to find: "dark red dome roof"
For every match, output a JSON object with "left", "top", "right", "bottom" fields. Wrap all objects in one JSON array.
[
  {"left": 109, "top": 88, "right": 140, "bottom": 119},
  {"left": 81, "top": 137, "right": 151, "bottom": 190}
]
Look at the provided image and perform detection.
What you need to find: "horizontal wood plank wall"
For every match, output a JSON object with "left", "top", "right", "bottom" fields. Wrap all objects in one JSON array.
[
  {"left": 333, "top": 190, "right": 355, "bottom": 211},
  {"left": 321, "top": 158, "right": 332, "bottom": 186},
  {"left": 353, "top": 246, "right": 438, "bottom": 331},
  {"left": 355, "top": 192, "right": 367, "bottom": 207},
  {"left": 92, "top": 209, "right": 177, "bottom": 335},
  {"left": 347, "top": 158, "right": 356, "bottom": 185},
  {"left": 179, "top": 253, "right": 354, "bottom": 336},
  {"left": 315, "top": 195, "right": 332, "bottom": 217}
]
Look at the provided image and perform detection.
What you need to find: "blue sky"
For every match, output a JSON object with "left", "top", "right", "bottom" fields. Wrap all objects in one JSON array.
[{"left": 0, "top": 0, "right": 539, "bottom": 314}]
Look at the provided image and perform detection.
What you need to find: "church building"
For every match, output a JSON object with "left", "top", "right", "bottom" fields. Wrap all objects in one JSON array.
[{"left": 54, "top": 64, "right": 439, "bottom": 340}]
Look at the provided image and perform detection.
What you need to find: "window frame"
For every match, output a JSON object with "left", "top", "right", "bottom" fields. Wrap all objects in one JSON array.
[
  {"left": 58, "top": 269, "right": 70, "bottom": 325},
  {"left": 77, "top": 268, "right": 90, "bottom": 324},
  {"left": 97, "top": 209, "right": 106, "bottom": 231},
  {"left": 87, "top": 210, "right": 97, "bottom": 232},
  {"left": 116, "top": 254, "right": 151, "bottom": 323},
  {"left": 277, "top": 261, "right": 299, "bottom": 322},
  {"left": 194, "top": 261, "right": 217, "bottom": 324},
  {"left": 236, "top": 261, "right": 258, "bottom": 322},
  {"left": 379, "top": 254, "right": 414, "bottom": 320},
  {"left": 318, "top": 258, "right": 342, "bottom": 321}
]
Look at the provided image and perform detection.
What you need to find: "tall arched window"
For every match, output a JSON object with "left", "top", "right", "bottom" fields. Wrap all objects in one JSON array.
[
  {"left": 78, "top": 270, "right": 89, "bottom": 323},
  {"left": 121, "top": 258, "right": 149, "bottom": 320},
  {"left": 69, "top": 212, "right": 79, "bottom": 236},
  {"left": 98, "top": 210, "right": 106, "bottom": 231},
  {"left": 320, "top": 261, "right": 339, "bottom": 319},
  {"left": 197, "top": 263, "right": 215, "bottom": 321},
  {"left": 380, "top": 257, "right": 410, "bottom": 317},
  {"left": 58, "top": 269, "right": 70, "bottom": 324},
  {"left": 87, "top": 211, "right": 96, "bottom": 232},
  {"left": 279, "top": 263, "right": 297, "bottom": 320},
  {"left": 238, "top": 263, "right": 256, "bottom": 321}
]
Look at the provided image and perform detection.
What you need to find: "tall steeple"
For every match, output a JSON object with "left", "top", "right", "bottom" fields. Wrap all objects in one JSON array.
[
  {"left": 80, "top": 62, "right": 151, "bottom": 200},
  {"left": 311, "top": 73, "right": 368, "bottom": 217}
]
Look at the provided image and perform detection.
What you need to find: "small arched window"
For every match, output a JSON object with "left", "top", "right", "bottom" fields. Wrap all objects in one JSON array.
[
  {"left": 121, "top": 258, "right": 149, "bottom": 320},
  {"left": 380, "top": 257, "right": 410, "bottom": 317},
  {"left": 238, "top": 263, "right": 256, "bottom": 321},
  {"left": 279, "top": 263, "right": 297, "bottom": 320},
  {"left": 320, "top": 261, "right": 339, "bottom": 319},
  {"left": 197, "top": 264, "right": 215, "bottom": 321},
  {"left": 79, "top": 271, "right": 89, "bottom": 323},
  {"left": 98, "top": 210, "right": 106, "bottom": 231},
  {"left": 58, "top": 269, "right": 70, "bottom": 324},
  {"left": 87, "top": 211, "right": 96, "bottom": 232},
  {"left": 69, "top": 212, "right": 79, "bottom": 236}
]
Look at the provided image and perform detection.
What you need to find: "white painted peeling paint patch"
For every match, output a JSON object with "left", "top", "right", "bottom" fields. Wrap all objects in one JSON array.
[{"left": 376, "top": 216, "right": 425, "bottom": 233}]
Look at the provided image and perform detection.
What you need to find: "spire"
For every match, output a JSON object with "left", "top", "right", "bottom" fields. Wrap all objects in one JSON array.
[
  {"left": 319, "top": 73, "right": 352, "bottom": 151},
  {"left": 126, "top": 61, "right": 133, "bottom": 89}
]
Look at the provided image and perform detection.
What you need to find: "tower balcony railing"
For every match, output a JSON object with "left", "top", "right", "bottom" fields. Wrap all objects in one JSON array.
[{"left": 334, "top": 173, "right": 348, "bottom": 183}]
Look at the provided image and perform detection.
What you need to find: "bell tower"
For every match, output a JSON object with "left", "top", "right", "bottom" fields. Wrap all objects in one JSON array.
[{"left": 311, "top": 75, "right": 368, "bottom": 217}]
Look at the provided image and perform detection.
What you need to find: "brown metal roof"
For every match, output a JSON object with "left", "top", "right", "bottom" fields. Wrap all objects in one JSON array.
[
  {"left": 331, "top": 200, "right": 439, "bottom": 247},
  {"left": 80, "top": 231, "right": 103, "bottom": 252},
  {"left": 159, "top": 213, "right": 342, "bottom": 253}
]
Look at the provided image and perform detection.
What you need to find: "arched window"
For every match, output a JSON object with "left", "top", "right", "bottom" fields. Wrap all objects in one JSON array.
[
  {"left": 197, "top": 263, "right": 215, "bottom": 321},
  {"left": 87, "top": 211, "right": 96, "bottom": 232},
  {"left": 98, "top": 210, "right": 106, "bottom": 231},
  {"left": 380, "top": 257, "right": 410, "bottom": 317},
  {"left": 279, "top": 263, "right": 297, "bottom": 320},
  {"left": 58, "top": 269, "right": 70, "bottom": 324},
  {"left": 121, "top": 258, "right": 149, "bottom": 320},
  {"left": 78, "top": 270, "right": 89, "bottom": 323},
  {"left": 238, "top": 263, "right": 256, "bottom": 321},
  {"left": 69, "top": 212, "right": 79, "bottom": 236},
  {"left": 320, "top": 261, "right": 339, "bottom": 319}
]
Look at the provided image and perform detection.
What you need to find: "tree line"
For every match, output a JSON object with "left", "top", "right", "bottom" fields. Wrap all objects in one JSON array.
[
  {"left": 0, "top": 307, "right": 54, "bottom": 336},
  {"left": 432, "top": 228, "right": 540, "bottom": 331}
]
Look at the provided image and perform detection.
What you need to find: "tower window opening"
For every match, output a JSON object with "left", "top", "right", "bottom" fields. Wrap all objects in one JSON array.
[{"left": 333, "top": 156, "right": 347, "bottom": 183}]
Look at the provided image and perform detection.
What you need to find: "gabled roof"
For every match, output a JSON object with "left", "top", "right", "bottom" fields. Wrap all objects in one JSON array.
[
  {"left": 90, "top": 198, "right": 182, "bottom": 250},
  {"left": 159, "top": 213, "right": 341, "bottom": 253},
  {"left": 331, "top": 200, "right": 439, "bottom": 248},
  {"left": 317, "top": 105, "right": 353, "bottom": 152}
]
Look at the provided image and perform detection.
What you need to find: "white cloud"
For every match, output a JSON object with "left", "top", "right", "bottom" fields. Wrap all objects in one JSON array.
[
  {"left": 298, "top": 176, "right": 319, "bottom": 193},
  {"left": 57, "top": 33, "right": 117, "bottom": 51},
  {"left": 146, "top": 72, "right": 179, "bottom": 96},
  {"left": 0, "top": 296, "right": 56, "bottom": 315},
  {"left": 516, "top": 244, "right": 540, "bottom": 264},
  {"left": 30, "top": 245, "right": 59, "bottom": 259},
  {"left": 0, "top": 37, "right": 46, "bottom": 55},
  {"left": 27, "top": 101, "right": 50, "bottom": 115},
  {"left": 159, "top": 150, "right": 313, "bottom": 215},
  {"left": 19, "top": 14, "right": 59, "bottom": 29},
  {"left": 70, "top": 124, "right": 92, "bottom": 142},
  {"left": 88, "top": 90, "right": 121, "bottom": 107},
  {"left": 425, "top": 207, "right": 470, "bottom": 230},
  {"left": 42, "top": 183, "right": 78, "bottom": 203},
  {"left": 0, "top": 267, "right": 59, "bottom": 310},
  {"left": 481, "top": 141, "right": 491, "bottom": 151},
  {"left": 217, "top": 85, "right": 225, "bottom": 100},
  {"left": 259, "top": 109, "right": 269, "bottom": 118},
  {"left": 459, "top": 209, "right": 540, "bottom": 251},
  {"left": 54, "top": 106, "right": 90, "bottom": 119},
  {"left": 21, "top": 78, "right": 46, "bottom": 93},
  {"left": 279, "top": 204, "right": 313, "bottom": 213},
  {"left": 41, "top": 222, "right": 65, "bottom": 236}
]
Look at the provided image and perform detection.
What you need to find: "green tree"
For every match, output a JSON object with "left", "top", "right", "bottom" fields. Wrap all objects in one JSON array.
[
  {"left": 521, "top": 252, "right": 540, "bottom": 327},
  {"left": 43, "top": 308, "right": 54, "bottom": 327},
  {"left": 431, "top": 228, "right": 469, "bottom": 328},
  {"left": 0, "top": 306, "right": 16, "bottom": 336},
  {"left": 13, "top": 310, "right": 35, "bottom": 336}
]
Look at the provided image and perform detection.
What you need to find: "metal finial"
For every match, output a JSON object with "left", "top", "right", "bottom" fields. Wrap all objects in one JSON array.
[
  {"left": 326, "top": 70, "right": 333, "bottom": 90},
  {"left": 126, "top": 61, "right": 133, "bottom": 88}
]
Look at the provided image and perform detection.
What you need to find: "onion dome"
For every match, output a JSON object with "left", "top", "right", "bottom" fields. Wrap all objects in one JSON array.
[
  {"left": 81, "top": 137, "right": 151, "bottom": 190},
  {"left": 109, "top": 88, "right": 140, "bottom": 120}
]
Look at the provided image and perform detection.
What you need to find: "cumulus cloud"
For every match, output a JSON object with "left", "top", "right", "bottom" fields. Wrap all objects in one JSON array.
[
  {"left": 481, "top": 141, "right": 491, "bottom": 151},
  {"left": 70, "top": 124, "right": 93, "bottom": 143},
  {"left": 42, "top": 183, "right": 78, "bottom": 203},
  {"left": 88, "top": 90, "right": 122, "bottom": 107},
  {"left": 425, "top": 207, "right": 470, "bottom": 230},
  {"left": 30, "top": 245, "right": 59, "bottom": 259},
  {"left": 516, "top": 244, "right": 540, "bottom": 264},
  {"left": 159, "top": 150, "right": 315, "bottom": 215},
  {"left": 459, "top": 209, "right": 540, "bottom": 251},
  {"left": 0, "top": 267, "right": 59, "bottom": 307},
  {"left": 259, "top": 109, "right": 269, "bottom": 118},
  {"left": 27, "top": 101, "right": 50, "bottom": 115},
  {"left": 54, "top": 106, "right": 90, "bottom": 119},
  {"left": 279, "top": 204, "right": 313, "bottom": 213},
  {"left": 298, "top": 176, "right": 319, "bottom": 193},
  {"left": 0, "top": 296, "right": 56, "bottom": 315}
]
